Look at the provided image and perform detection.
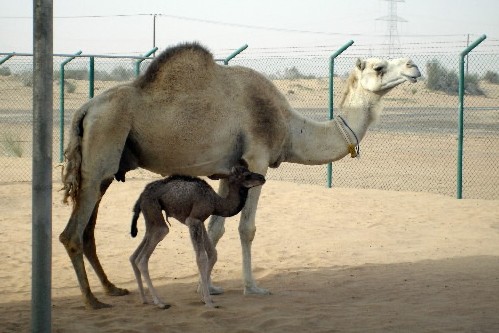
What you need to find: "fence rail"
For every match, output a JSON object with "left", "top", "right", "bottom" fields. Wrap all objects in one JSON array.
[{"left": 1, "top": 42, "right": 498, "bottom": 199}]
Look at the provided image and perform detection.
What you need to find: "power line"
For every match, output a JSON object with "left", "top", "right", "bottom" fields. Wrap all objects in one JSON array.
[{"left": 0, "top": 13, "right": 469, "bottom": 38}]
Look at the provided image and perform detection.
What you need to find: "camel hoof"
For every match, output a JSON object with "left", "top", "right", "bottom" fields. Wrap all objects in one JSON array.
[
  {"left": 197, "top": 284, "right": 224, "bottom": 295},
  {"left": 244, "top": 285, "right": 271, "bottom": 295},
  {"left": 105, "top": 285, "right": 129, "bottom": 296},
  {"left": 156, "top": 303, "right": 171, "bottom": 310},
  {"left": 86, "top": 298, "right": 113, "bottom": 310},
  {"left": 209, "top": 285, "right": 224, "bottom": 295},
  {"left": 204, "top": 302, "right": 217, "bottom": 308}
]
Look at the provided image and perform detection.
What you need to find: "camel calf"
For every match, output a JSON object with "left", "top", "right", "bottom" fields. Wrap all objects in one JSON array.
[{"left": 130, "top": 166, "right": 266, "bottom": 309}]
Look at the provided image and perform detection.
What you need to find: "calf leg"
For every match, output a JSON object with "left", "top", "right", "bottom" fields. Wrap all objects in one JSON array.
[
  {"left": 132, "top": 202, "right": 170, "bottom": 309},
  {"left": 186, "top": 217, "right": 215, "bottom": 307},
  {"left": 129, "top": 237, "right": 148, "bottom": 304},
  {"left": 203, "top": 229, "right": 218, "bottom": 294}
]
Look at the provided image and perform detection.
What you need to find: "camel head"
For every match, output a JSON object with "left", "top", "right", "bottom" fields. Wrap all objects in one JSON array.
[{"left": 354, "top": 57, "right": 421, "bottom": 95}]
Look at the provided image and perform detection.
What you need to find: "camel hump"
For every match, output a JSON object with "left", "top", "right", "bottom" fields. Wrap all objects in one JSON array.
[{"left": 134, "top": 42, "right": 215, "bottom": 91}]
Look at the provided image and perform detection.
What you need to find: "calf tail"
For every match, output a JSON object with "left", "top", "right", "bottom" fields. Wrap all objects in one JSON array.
[{"left": 131, "top": 199, "right": 141, "bottom": 238}]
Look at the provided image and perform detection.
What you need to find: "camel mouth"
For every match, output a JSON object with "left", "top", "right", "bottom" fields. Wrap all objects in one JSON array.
[{"left": 402, "top": 74, "right": 418, "bottom": 83}]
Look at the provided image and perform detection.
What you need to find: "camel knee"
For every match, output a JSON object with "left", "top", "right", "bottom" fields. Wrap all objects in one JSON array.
[
  {"left": 239, "top": 224, "right": 256, "bottom": 242},
  {"left": 59, "top": 232, "right": 83, "bottom": 256},
  {"left": 152, "top": 224, "right": 169, "bottom": 242},
  {"left": 208, "top": 248, "right": 218, "bottom": 267},
  {"left": 207, "top": 216, "right": 225, "bottom": 245},
  {"left": 130, "top": 253, "right": 139, "bottom": 268}
]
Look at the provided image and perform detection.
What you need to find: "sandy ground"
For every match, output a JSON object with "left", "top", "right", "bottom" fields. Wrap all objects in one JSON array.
[{"left": 1, "top": 178, "right": 498, "bottom": 332}]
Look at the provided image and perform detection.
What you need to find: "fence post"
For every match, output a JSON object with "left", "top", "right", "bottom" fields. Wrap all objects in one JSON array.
[
  {"left": 59, "top": 50, "right": 82, "bottom": 163},
  {"left": 223, "top": 44, "right": 248, "bottom": 65},
  {"left": 135, "top": 47, "right": 158, "bottom": 77},
  {"left": 327, "top": 40, "right": 354, "bottom": 188},
  {"left": 89, "top": 56, "right": 94, "bottom": 98},
  {"left": 32, "top": 0, "right": 53, "bottom": 332},
  {"left": 457, "top": 34, "right": 486, "bottom": 199}
]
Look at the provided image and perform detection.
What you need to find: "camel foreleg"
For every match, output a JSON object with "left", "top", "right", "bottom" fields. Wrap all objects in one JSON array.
[
  {"left": 238, "top": 185, "right": 270, "bottom": 295},
  {"left": 187, "top": 217, "right": 215, "bottom": 307},
  {"left": 206, "top": 179, "right": 230, "bottom": 295},
  {"left": 207, "top": 178, "right": 229, "bottom": 246}
]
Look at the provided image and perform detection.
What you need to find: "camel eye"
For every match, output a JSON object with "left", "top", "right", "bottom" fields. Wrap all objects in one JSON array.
[{"left": 373, "top": 65, "right": 384, "bottom": 72}]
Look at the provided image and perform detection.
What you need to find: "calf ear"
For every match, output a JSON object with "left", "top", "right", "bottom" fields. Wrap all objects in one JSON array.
[
  {"left": 356, "top": 58, "right": 366, "bottom": 71},
  {"left": 239, "top": 159, "right": 249, "bottom": 168}
]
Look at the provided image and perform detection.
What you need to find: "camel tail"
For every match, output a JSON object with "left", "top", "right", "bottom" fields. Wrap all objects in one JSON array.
[
  {"left": 131, "top": 199, "right": 141, "bottom": 238},
  {"left": 61, "top": 104, "right": 88, "bottom": 206}
]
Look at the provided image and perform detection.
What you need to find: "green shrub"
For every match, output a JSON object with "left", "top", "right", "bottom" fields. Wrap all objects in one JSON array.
[
  {"left": 2, "top": 134, "right": 23, "bottom": 157},
  {"left": 484, "top": 71, "right": 499, "bottom": 84},
  {"left": 20, "top": 72, "right": 32, "bottom": 87},
  {"left": 65, "top": 69, "right": 87, "bottom": 80},
  {"left": 0, "top": 66, "right": 11, "bottom": 76},
  {"left": 66, "top": 80, "right": 76, "bottom": 93},
  {"left": 426, "top": 60, "right": 484, "bottom": 95},
  {"left": 268, "top": 66, "right": 316, "bottom": 80}
]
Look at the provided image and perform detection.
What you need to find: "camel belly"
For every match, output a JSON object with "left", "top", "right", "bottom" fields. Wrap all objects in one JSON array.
[{"left": 129, "top": 127, "right": 245, "bottom": 177}]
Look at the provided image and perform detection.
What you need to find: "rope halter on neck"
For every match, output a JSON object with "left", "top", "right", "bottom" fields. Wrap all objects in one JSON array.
[{"left": 334, "top": 115, "right": 360, "bottom": 158}]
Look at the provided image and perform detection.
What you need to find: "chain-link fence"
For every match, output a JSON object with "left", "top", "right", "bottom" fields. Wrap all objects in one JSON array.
[
  {"left": 1, "top": 46, "right": 498, "bottom": 199},
  {"left": 230, "top": 52, "right": 499, "bottom": 200}
]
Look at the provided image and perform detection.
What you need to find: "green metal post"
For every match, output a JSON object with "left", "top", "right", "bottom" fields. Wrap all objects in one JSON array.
[
  {"left": 327, "top": 40, "right": 354, "bottom": 188},
  {"left": 457, "top": 34, "right": 486, "bottom": 199},
  {"left": 59, "top": 50, "right": 82, "bottom": 163},
  {"left": 135, "top": 47, "right": 158, "bottom": 77},
  {"left": 223, "top": 44, "right": 248, "bottom": 65},
  {"left": 89, "top": 57, "right": 94, "bottom": 98},
  {"left": 0, "top": 53, "right": 14, "bottom": 65}
]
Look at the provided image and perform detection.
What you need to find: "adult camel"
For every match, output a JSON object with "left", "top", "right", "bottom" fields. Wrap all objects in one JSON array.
[{"left": 60, "top": 42, "right": 421, "bottom": 308}]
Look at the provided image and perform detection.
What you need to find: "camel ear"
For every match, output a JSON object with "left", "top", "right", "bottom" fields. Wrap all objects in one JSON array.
[{"left": 356, "top": 58, "right": 366, "bottom": 71}]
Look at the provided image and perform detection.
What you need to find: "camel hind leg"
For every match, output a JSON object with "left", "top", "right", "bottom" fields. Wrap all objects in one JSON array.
[
  {"left": 60, "top": 108, "right": 131, "bottom": 309},
  {"left": 82, "top": 178, "right": 128, "bottom": 296},
  {"left": 60, "top": 181, "right": 113, "bottom": 309}
]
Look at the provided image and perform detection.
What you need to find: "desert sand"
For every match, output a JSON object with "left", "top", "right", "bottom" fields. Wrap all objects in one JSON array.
[{"left": 1, "top": 176, "right": 498, "bottom": 332}]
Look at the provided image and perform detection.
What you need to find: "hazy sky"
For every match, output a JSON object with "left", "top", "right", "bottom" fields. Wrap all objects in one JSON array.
[{"left": 1, "top": 0, "right": 498, "bottom": 56}]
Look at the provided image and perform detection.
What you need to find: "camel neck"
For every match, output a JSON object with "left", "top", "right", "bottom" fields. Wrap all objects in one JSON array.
[
  {"left": 284, "top": 94, "right": 380, "bottom": 165},
  {"left": 340, "top": 88, "right": 382, "bottom": 139},
  {"left": 213, "top": 185, "right": 249, "bottom": 217}
]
